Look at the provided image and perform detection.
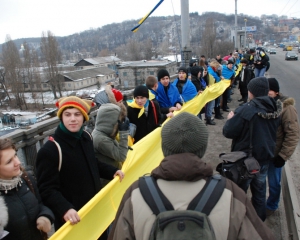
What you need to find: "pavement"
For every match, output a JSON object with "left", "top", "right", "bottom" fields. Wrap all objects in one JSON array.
[{"left": 203, "top": 84, "right": 288, "bottom": 240}]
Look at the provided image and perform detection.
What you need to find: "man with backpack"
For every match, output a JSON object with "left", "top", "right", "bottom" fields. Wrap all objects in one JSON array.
[
  {"left": 108, "top": 112, "right": 274, "bottom": 240},
  {"left": 253, "top": 47, "right": 270, "bottom": 77}
]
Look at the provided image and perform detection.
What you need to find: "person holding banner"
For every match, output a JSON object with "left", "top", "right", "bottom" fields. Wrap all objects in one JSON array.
[
  {"left": 36, "top": 96, "right": 124, "bottom": 240},
  {"left": 127, "top": 85, "right": 161, "bottom": 143}
]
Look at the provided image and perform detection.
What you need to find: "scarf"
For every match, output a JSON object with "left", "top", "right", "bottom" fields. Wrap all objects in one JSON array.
[
  {"left": 59, "top": 122, "right": 84, "bottom": 139},
  {"left": 128, "top": 100, "right": 149, "bottom": 118},
  {"left": 0, "top": 171, "right": 23, "bottom": 194}
]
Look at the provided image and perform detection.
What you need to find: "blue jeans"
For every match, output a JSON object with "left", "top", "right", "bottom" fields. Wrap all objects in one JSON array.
[
  {"left": 266, "top": 162, "right": 282, "bottom": 211},
  {"left": 254, "top": 67, "right": 266, "bottom": 77},
  {"left": 239, "top": 161, "right": 269, "bottom": 221},
  {"left": 205, "top": 100, "right": 214, "bottom": 118}
]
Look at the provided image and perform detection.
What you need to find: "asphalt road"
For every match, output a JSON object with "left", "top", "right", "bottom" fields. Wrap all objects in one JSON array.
[{"left": 266, "top": 48, "right": 300, "bottom": 118}]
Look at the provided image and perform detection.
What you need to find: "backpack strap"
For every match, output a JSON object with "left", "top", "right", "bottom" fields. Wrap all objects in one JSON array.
[
  {"left": 48, "top": 136, "right": 62, "bottom": 171},
  {"left": 139, "top": 176, "right": 174, "bottom": 215},
  {"left": 187, "top": 174, "right": 226, "bottom": 215},
  {"left": 84, "top": 130, "right": 93, "bottom": 140}
]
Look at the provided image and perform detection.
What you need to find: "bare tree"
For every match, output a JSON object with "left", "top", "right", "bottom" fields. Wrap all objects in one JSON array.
[
  {"left": 201, "top": 18, "right": 217, "bottom": 58},
  {"left": 141, "top": 38, "right": 154, "bottom": 60},
  {"left": 126, "top": 39, "right": 142, "bottom": 61},
  {"left": 0, "top": 68, "right": 12, "bottom": 105},
  {"left": 2, "top": 36, "right": 27, "bottom": 110},
  {"left": 40, "top": 31, "right": 62, "bottom": 99},
  {"left": 32, "top": 49, "right": 45, "bottom": 108}
]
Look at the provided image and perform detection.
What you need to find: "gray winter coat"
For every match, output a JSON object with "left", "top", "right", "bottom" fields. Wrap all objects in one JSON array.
[{"left": 92, "top": 103, "right": 128, "bottom": 171}]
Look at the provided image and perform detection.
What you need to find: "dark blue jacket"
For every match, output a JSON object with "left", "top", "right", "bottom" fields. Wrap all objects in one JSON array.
[{"left": 223, "top": 97, "right": 282, "bottom": 162}]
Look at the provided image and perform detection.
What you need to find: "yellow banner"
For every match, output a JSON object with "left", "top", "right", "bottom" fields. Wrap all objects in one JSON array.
[{"left": 50, "top": 80, "right": 230, "bottom": 240}]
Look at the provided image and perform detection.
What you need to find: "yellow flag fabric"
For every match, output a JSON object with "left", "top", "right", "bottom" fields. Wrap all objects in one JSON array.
[
  {"left": 50, "top": 80, "right": 230, "bottom": 240},
  {"left": 127, "top": 100, "right": 144, "bottom": 118}
]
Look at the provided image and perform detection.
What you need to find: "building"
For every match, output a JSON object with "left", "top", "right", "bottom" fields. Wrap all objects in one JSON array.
[
  {"left": 117, "top": 60, "right": 178, "bottom": 89},
  {"left": 51, "top": 67, "right": 117, "bottom": 91},
  {"left": 74, "top": 56, "right": 121, "bottom": 71}
]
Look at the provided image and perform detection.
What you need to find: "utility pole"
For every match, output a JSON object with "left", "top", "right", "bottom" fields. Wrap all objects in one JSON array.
[
  {"left": 181, "top": 0, "right": 191, "bottom": 67},
  {"left": 244, "top": 18, "right": 247, "bottom": 49},
  {"left": 234, "top": 0, "right": 238, "bottom": 49}
]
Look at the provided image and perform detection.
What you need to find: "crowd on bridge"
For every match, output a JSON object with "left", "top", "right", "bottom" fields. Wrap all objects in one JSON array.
[{"left": 0, "top": 46, "right": 299, "bottom": 240}]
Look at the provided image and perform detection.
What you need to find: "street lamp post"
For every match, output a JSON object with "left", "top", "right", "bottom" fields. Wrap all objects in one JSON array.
[
  {"left": 244, "top": 18, "right": 247, "bottom": 49},
  {"left": 234, "top": 0, "right": 238, "bottom": 49}
]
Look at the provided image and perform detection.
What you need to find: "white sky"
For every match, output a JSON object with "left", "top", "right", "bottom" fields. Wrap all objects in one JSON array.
[{"left": 1, "top": 0, "right": 300, "bottom": 44}]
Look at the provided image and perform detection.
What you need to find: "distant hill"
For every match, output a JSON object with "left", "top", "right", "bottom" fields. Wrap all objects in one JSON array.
[{"left": 0, "top": 12, "right": 263, "bottom": 59}]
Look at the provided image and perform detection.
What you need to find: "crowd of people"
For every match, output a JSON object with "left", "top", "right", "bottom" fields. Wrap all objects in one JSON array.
[{"left": 0, "top": 47, "right": 299, "bottom": 240}]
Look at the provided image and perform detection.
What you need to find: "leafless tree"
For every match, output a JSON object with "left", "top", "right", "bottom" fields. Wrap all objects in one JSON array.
[
  {"left": 0, "top": 68, "right": 12, "bottom": 105},
  {"left": 32, "top": 49, "right": 45, "bottom": 108},
  {"left": 126, "top": 39, "right": 142, "bottom": 61},
  {"left": 201, "top": 18, "right": 217, "bottom": 58},
  {"left": 40, "top": 31, "right": 62, "bottom": 99},
  {"left": 2, "top": 36, "right": 27, "bottom": 109},
  {"left": 141, "top": 38, "right": 154, "bottom": 60}
]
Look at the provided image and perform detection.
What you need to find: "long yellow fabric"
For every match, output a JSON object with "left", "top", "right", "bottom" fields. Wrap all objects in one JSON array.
[{"left": 50, "top": 80, "right": 230, "bottom": 240}]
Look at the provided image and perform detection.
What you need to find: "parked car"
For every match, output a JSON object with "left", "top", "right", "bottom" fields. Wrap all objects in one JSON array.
[
  {"left": 269, "top": 48, "right": 276, "bottom": 54},
  {"left": 285, "top": 51, "right": 298, "bottom": 60}
]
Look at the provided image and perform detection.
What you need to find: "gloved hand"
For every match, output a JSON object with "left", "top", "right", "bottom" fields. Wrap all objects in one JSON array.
[
  {"left": 36, "top": 216, "right": 51, "bottom": 233},
  {"left": 118, "top": 117, "right": 130, "bottom": 131},
  {"left": 273, "top": 155, "right": 286, "bottom": 168}
]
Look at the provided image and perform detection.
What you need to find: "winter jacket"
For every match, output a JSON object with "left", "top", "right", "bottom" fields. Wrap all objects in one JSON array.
[
  {"left": 190, "top": 75, "right": 206, "bottom": 92},
  {"left": 172, "top": 78, "right": 197, "bottom": 102},
  {"left": 238, "top": 66, "right": 255, "bottom": 95},
  {"left": 223, "top": 96, "right": 282, "bottom": 162},
  {"left": 0, "top": 196, "right": 8, "bottom": 238},
  {"left": 108, "top": 153, "right": 275, "bottom": 240},
  {"left": 127, "top": 100, "right": 161, "bottom": 143},
  {"left": 36, "top": 126, "right": 118, "bottom": 229},
  {"left": 254, "top": 50, "right": 269, "bottom": 69},
  {"left": 275, "top": 94, "right": 300, "bottom": 160},
  {"left": 1, "top": 173, "right": 54, "bottom": 240},
  {"left": 92, "top": 103, "right": 128, "bottom": 170}
]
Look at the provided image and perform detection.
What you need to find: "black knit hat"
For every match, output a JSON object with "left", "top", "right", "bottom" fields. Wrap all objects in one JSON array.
[
  {"left": 190, "top": 66, "right": 203, "bottom": 77},
  {"left": 227, "top": 59, "right": 234, "bottom": 65},
  {"left": 268, "top": 78, "right": 280, "bottom": 93},
  {"left": 133, "top": 85, "right": 149, "bottom": 98},
  {"left": 249, "top": 48, "right": 256, "bottom": 53},
  {"left": 178, "top": 66, "right": 188, "bottom": 76},
  {"left": 247, "top": 77, "right": 269, "bottom": 97},
  {"left": 157, "top": 69, "right": 170, "bottom": 81},
  {"left": 240, "top": 58, "right": 248, "bottom": 64},
  {"left": 161, "top": 112, "right": 208, "bottom": 158}
]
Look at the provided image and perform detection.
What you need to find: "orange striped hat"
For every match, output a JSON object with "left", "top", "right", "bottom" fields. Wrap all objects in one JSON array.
[{"left": 56, "top": 96, "right": 95, "bottom": 121}]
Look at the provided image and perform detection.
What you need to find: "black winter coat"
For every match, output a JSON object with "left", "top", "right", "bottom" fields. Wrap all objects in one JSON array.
[
  {"left": 127, "top": 100, "right": 161, "bottom": 143},
  {"left": 1, "top": 173, "right": 54, "bottom": 240},
  {"left": 223, "top": 96, "right": 281, "bottom": 162},
  {"left": 238, "top": 66, "right": 255, "bottom": 95},
  {"left": 36, "top": 126, "right": 118, "bottom": 229}
]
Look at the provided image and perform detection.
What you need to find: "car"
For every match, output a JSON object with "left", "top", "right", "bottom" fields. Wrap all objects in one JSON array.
[
  {"left": 269, "top": 48, "right": 276, "bottom": 54},
  {"left": 285, "top": 51, "right": 298, "bottom": 60},
  {"left": 286, "top": 46, "right": 293, "bottom": 51}
]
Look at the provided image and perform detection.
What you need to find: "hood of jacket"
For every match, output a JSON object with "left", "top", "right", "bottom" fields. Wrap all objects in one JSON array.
[
  {"left": 0, "top": 196, "right": 8, "bottom": 233},
  {"left": 151, "top": 153, "right": 213, "bottom": 182},
  {"left": 94, "top": 103, "right": 121, "bottom": 135},
  {"left": 251, "top": 96, "right": 282, "bottom": 119},
  {"left": 278, "top": 94, "right": 295, "bottom": 108}
]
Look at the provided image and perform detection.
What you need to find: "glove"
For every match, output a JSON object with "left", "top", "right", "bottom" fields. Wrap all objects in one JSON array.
[
  {"left": 118, "top": 117, "right": 130, "bottom": 131},
  {"left": 36, "top": 216, "right": 51, "bottom": 233},
  {"left": 273, "top": 155, "right": 286, "bottom": 168}
]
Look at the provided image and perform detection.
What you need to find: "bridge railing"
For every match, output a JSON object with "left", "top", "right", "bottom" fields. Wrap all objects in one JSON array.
[{"left": 3, "top": 109, "right": 98, "bottom": 168}]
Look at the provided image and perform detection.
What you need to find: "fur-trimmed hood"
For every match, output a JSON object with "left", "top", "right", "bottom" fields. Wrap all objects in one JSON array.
[
  {"left": 0, "top": 196, "right": 8, "bottom": 236},
  {"left": 251, "top": 97, "right": 282, "bottom": 119},
  {"left": 278, "top": 94, "right": 295, "bottom": 108}
]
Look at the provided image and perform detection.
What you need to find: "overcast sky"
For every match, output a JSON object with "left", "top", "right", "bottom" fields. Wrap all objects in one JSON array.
[{"left": 1, "top": 0, "right": 300, "bottom": 44}]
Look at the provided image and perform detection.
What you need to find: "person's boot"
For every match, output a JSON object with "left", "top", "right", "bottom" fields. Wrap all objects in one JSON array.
[
  {"left": 206, "top": 117, "right": 216, "bottom": 125},
  {"left": 215, "top": 106, "right": 224, "bottom": 120}
]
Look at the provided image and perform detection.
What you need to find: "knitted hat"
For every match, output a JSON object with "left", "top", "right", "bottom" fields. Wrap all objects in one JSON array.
[
  {"left": 247, "top": 77, "right": 269, "bottom": 97},
  {"left": 178, "top": 66, "right": 188, "bottom": 76},
  {"left": 112, "top": 88, "right": 123, "bottom": 102},
  {"left": 249, "top": 48, "right": 256, "bottom": 53},
  {"left": 157, "top": 69, "right": 170, "bottom": 81},
  {"left": 133, "top": 85, "right": 149, "bottom": 98},
  {"left": 190, "top": 66, "right": 203, "bottom": 77},
  {"left": 240, "top": 58, "right": 248, "bottom": 64},
  {"left": 56, "top": 96, "right": 95, "bottom": 121},
  {"left": 161, "top": 112, "right": 208, "bottom": 158},
  {"left": 268, "top": 78, "right": 280, "bottom": 93},
  {"left": 227, "top": 59, "right": 234, "bottom": 65}
]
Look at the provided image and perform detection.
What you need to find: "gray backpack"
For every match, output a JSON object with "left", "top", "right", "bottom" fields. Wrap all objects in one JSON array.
[{"left": 138, "top": 174, "right": 225, "bottom": 240}]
